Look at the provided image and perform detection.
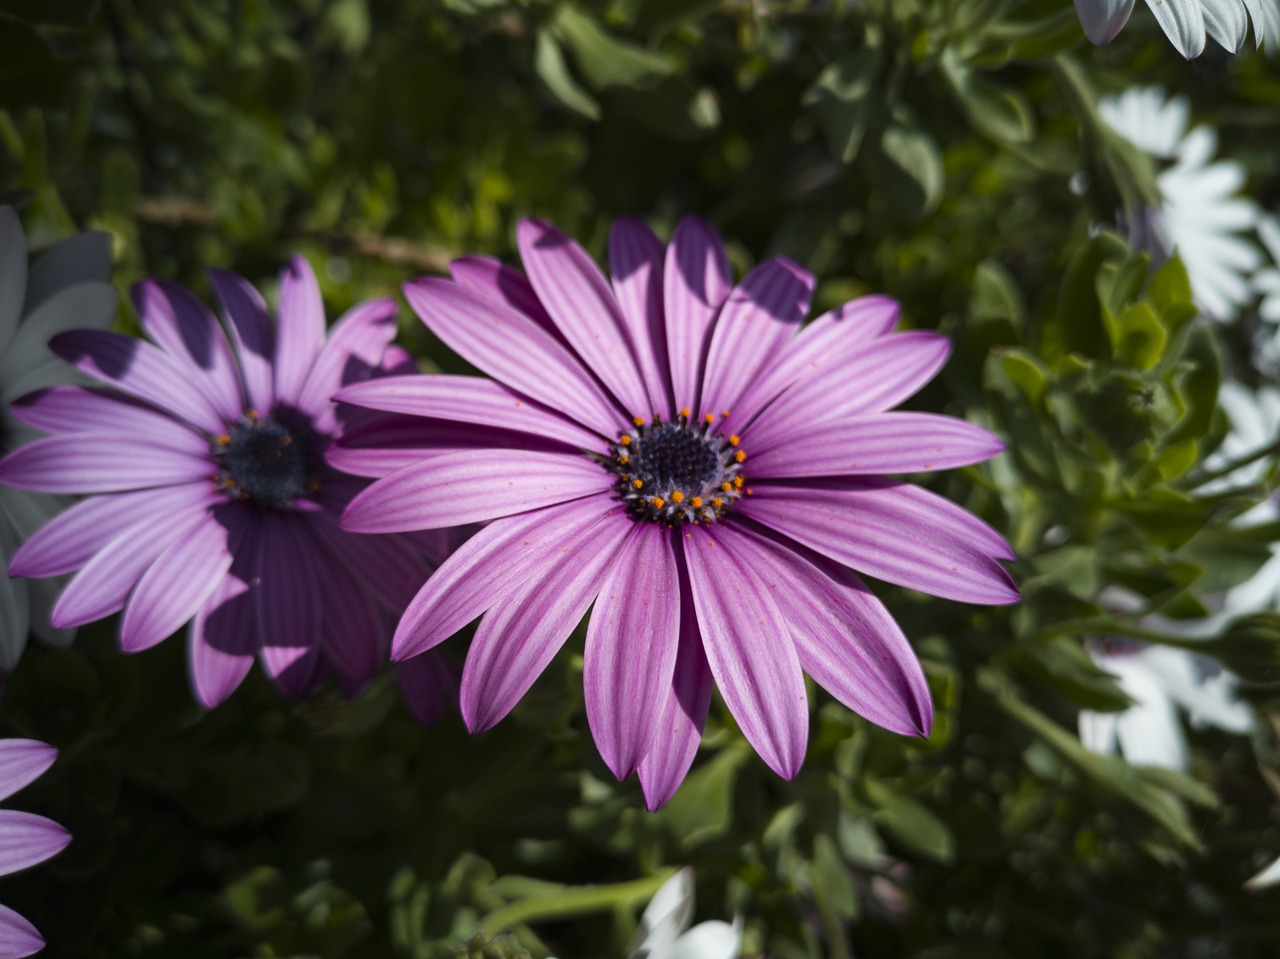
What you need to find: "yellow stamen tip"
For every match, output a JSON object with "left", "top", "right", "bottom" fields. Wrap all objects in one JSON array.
[
  {"left": 633, "top": 415, "right": 645, "bottom": 427},
  {"left": 619, "top": 435, "right": 631, "bottom": 446},
  {"left": 721, "top": 482, "right": 732, "bottom": 492},
  {"left": 729, "top": 434, "right": 740, "bottom": 446},
  {"left": 721, "top": 410, "right": 731, "bottom": 418},
  {"left": 632, "top": 479, "right": 644, "bottom": 489},
  {"left": 618, "top": 453, "right": 629, "bottom": 464},
  {"left": 671, "top": 490, "right": 684, "bottom": 504},
  {"left": 733, "top": 476, "right": 744, "bottom": 487},
  {"left": 734, "top": 450, "right": 746, "bottom": 463},
  {"left": 680, "top": 407, "right": 691, "bottom": 419},
  {"left": 712, "top": 497, "right": 723, "bottom": 508},
  {"left": 217, "top": 434, "right": 230, "bottom": 445},
  {"left": 704, "top": 413, "right": 715, "bottom": 424},
  {"left": 651, "top": 497, "right": 665, "bottom": 509},
  {"left": 691, "top": 496, "right": 703, "bottom": 508}
]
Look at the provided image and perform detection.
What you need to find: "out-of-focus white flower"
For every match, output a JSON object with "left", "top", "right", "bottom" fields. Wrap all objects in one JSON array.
[
  {"left": 0, "top": 208, "right": 116, "bottom": 670},
  {"left": 1253, "top": 214, "right": 1280, "bottom": 324},
  {"left": 1100, "top": 88, "right": 1264, "bottom": 322},
  {"left": 1079, "top": 641, "right": 1253, "bottom": 770},
  {"left": 1074, "top": 0, "right": 1278, "bottom": 58},
  {"left": 629, "top": 869, "right": 739, "bottom": 959}
]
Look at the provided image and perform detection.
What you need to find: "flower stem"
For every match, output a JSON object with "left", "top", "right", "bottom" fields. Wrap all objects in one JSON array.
[
  {"left": 479, "top": 872, "right": 672, "bottom": 939},
  {"left": 1188, "top": 437, "right": 1280, "bottom": 488}
]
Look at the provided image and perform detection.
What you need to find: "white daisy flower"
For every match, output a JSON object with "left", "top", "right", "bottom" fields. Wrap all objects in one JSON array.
[
  {"left": 1100, "top": 87, "right": 1264, "bottom": 321},
  {"left": 1079, "top": 641, "right": 1253, "bottom": 770},
  {"left": 0, "top": 207, "right": 116, "bottom": 669},
  {"left": 629, "top": 869, "right": 739, "bottom": 959},
  {"left": 1074, "top": 0, "right": 1279, "bottom": 58},
  {"left": 1253, "top": 213, "right": 1280, "bottom": 324},
  {"left": 1246, "top": 853, "right": 1280, "bottom": 889}
]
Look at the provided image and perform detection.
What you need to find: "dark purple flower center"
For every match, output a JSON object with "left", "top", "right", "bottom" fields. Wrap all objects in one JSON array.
[
  {"left": 608, "top": 409, "right": 746, "bottom": 526},
  {"left": 213, "top": 415, "right": 313, "bottom": 508}
]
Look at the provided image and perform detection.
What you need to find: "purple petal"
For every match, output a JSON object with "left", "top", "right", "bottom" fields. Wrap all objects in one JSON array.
[
  {"left": 636, "top": 585, "right": 713, "bottom": 810},
  {"left": 396, "top": 653, "right": 458, "bottom": 726},
  {"left": 119, "top": 511, "right": 232, "bottom": 653},
  {"left": 253, "top": 513, "right": 322, "bottom": 698},
  {"left": 404, "top": 277, "right": 623, "bottom": 437},
  {"left": 391, "top": 494, "right": 618, "bottom": 660},
  {"left": 131, "top": 279, "right": 244, "bottom": 421},
  {"left": 609, "top": 218, "right": 673, "bottom": 418},
  {"left": 460, "top": 514, "right": 633, "bottom": 732},
  {"left": 208, "top": 269, "right": 275, "bottom": 415},
  {"left": 294, "top": 299, "right": 398, "bottom": 427},
  {"left": 308, "top": 511, "right": 431, "bottom": 613},
  {"left": 837, "top": 477, "right": 1014, "bottom": 560},
  {"left": 310, "top": 549, "right": 386, "bottom": 686},
  {"left": 10, "top": 482, "right": 218, "bottom": 578},
  {"left": 0, "top": 902, "right": 45, "bottom": 959},
  {"left": 10, "top": 387, "right": 208, "bottom": 455},
  {"left": 748, "top": 413, "right": 1004, "bottom": 478},
  {"left": 664, "top": 217, "right": 733, "bottom": 412},
  {"left": 681, "top": 524, "right": 809, "bottom": 779},
  {"left": 341, "top": 449, "right": 615, "bottom": 532},
  {"left": 1074, "top": 0, "right": 1135, "bottom": 44},
  {"left": 518, "top": 218, "right": 651, "bottom": 418},
  {"left": 741, "top": 483, "right": 1019, "bottom": 605},
  {"left": 0, "top": 742, "right": 56, "bottom": 803},
  {"left": 49, "top": 329, "right": 225, "bottom": 434},
  {"left": 737, "top": 331, "right": 951, "bottom": 445},
  {"left": 731, "top": 528, "right": 932, "bottom": 735},
  {"left": 699, "top": 258, "right": 813, "bottom": 417},
  {"left": 51, "top": 505, "right": 208, "bottom": 628},
  {"left": 449, "top": 255, "right": 557, "bottom": 331},
  {"left": 584, "top": 523, "right": 680, "bottom": 778},
  {"left": 274, "top": 256, "right": 327, "bottom": 403},
  {"left": 0, "top": 434, "right": 212, "bottom": 494},
  {"left": 0, "top": 810, "right": 70, "bottom": 876},
  {"left": 335, "top": 375, "right": 599, "bottom": 450},
  {"left": 188, "top": 569, "right": 256, "bottom": 708}
]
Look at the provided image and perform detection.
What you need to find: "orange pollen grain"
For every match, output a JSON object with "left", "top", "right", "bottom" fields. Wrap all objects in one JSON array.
[
  {"left": 618, "top": 453, "right": 629, "bottom": 464},
  {"left": 651, "top": 497, "right": 665, "bottom": 509},
  {"left": 633, "top": 416, "right": 645, "bottom": 427},
  {"left": 734, "top": 450, "right": 746, "bottom": 463},
  {"left": 704, "top": 413, "right": 715, "bottom": 424},
  {"left": 671, "top": 491, "right": 684, "bottom": 504},
  {"left": 619, "top": 435, "right": 631, "bottom": 446},
  {"left": 728, "top": 434, "right": 740, "bottom": 446},
  {"left": 712, "top": 497, "right": 723, "bottom": 508},
  {"left": 691, "top": 496, "right": 703, "bottom": 508},
  {"left": 733, "top": 476, "right": 744, "bottom": 488},
  {"left": 631, "top": 479, "right": 644, "bottom": 489},
  {"left": 721, "top": 482, "right": 732, "bottom": 492},
  {"left": 721, "top": 410, "right": 731, "bottom": 418},
  {"left": 680, "top": 406, "right": 691, "bottom": 418},
  {"left": 217, "top": 434, "right": 230, "bottom": 445}
]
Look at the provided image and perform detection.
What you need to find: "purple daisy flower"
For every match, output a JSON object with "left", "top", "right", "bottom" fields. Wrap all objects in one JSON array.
[
  {"left": 0, "top": 257, "right": 452, "bottom": 713},
  {"left": 0, "top": 739, "right": 70, "bottom": 958},
  {"left": 338, "top": 217, "right": 1018, "bottom": 808}
]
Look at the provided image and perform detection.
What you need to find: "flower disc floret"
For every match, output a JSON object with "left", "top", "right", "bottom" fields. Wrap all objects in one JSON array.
[
  {"left": 610, "top": 410, "right": 745, "bottom": 525},
  {"left": 214, "top": 414, "right": 313, "bottom": 507}
]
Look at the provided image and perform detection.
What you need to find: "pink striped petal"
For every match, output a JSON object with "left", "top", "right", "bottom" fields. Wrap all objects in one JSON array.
[
  {"left": 188, "top": 570, "right": 256, "bottom": 708},
  {"left": 0, "top": 810, "right": 70, "bottom": 876},
  {"left": 131, "top": 279, "right": 244, "bottom": 421},
  {"left": 391, "top": 494, "right": 618, "bottom": 661},
  {"left": 609, "top": 218, "right": 672, "bottom": 418},
  {"left": 404, "top": 277, "right": 623, "bottom": 437},
  {"left": 518, "top": 218, "right": 651, "bottom": 418},
  {"left": 208, "top": 269, "right": 275, "bottom": 415},
  {"left": 49, "top": 329, "right": 225, "bottom": 434},
  {"left": 584, "top": 523, "right": 680, "bottom": 778},
  {"left": 294, "top": 299, "right": 398, "bottom": 424},
  {"left": 308, "top": 511, "right": 431, "bottom": 613},
  {"left": 460, "top": 514, "right": 633, "bottom": 731},
  {"left": 274, "top": 256, "right": 327, "bottom": 402},
  {"left": 449, "top": 255, "right": 556, "bottom": 330},
  {"left": 254, "top": 513, "right": 322, "bottom": 698},
  {"left": 119, "top": 512, "right": 232, "bottom": 653},
  {"left": 742, "top": 483, "right": 1019, "bottom": 605},
  {"left": 636, "top": 583, "right": 713, "bottom": 811},
  {"left": 10, "top": 483, "right": 217, "bottom": 578},
  {"left": 341, "top": 448, "right": 615, "bottom": 532},
  {"left": 748, "top": 413, "right": 1003, "bottom": 478},
  {"left": 51, "top": 506, "right": 209, "bottom": 628},
  {"left": 0, "top": 902, "right": 44, "bottom": 958},
  {"left": 396, "top": 654, "right": 457, "bottom": 726},
  {"left": 664, "top": 217, "right": 732, "bottom": 411},
  {"left": 10, "top": 387, "right": 207, "bottom": 455},
  {"left": 311, "top": 549, "right": 385, "bottom": 686},
  {"left": 731, "top": 528, "right": 932, "bottom": 735},
  {"left": 0, "top": 434, "right": 212, "bottom": 494},
  {"left": 681, "top": 524, "right": 808, "bottom": 779},
  {"left": 335, "top": 375, "right": 599, "bottom": 450},
  {"left": 699, "top": 258, "right": 813, "bottom": 417},
  {"left": 0, "top": 742, "right": 56, "bottom": 803},
  {"left": 838, "top": 478, "right": 1014, "bottom": 560}
]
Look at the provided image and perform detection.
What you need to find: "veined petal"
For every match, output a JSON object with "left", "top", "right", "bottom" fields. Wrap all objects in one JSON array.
[
  {"left": 609, "top": 218, "right": 673, "bottom": 418},
  {"left": 1142, "top": 0, "right": 1207, "bottom": 57},
  {"left": 518, "top": 218, "right": 651, "bottom": 418},
  {"left": 1074, "top": 0, "right": 1136, "bottom": 43},
  {"left": 274, "top": 256, "right": 328, "bottom": 403},
  {"left": 0, "top": 810, "right": 70, "bottom": 876},
  {"left": 335, "top": 375, "right": 599, "bottom": 450},
  {"left": 682, "top": 524, "right": 809, "bottom": 779},
  {"left": 460, "top": 513, "right": 633, "bottom": 732},
  {"left": 294, "top": 298, "right": 398, "bottom": 426},
  {"left": 748, "top": 413, "right": 1003, "bottom": 478},
  {"left": 404, "top": 277, "right": 624, "bottom": 437},
  {"left": 188, "top": 570, "right": 256, "bottom": 709},
  {"left": 1202, "top": 0, "right": 1248, "bottom": 50},
  {"left": 0, "top": 741, "right": 56, "bottom": 803},
  {"left": 341, "top": 448, "right": 615, "bottom": 532},
  {"left": 10, "top": 387, "right": 207, "bottom": 456},
  {"left": 664, "top": 217, "right": 733, "bottom": 412},
  {"left": 49, "top": 329, "right": 225, "bottom": 434},
  {"left": 449, "top": 255, "right": 557, "bottom": 331},
  {"left": 208, "top": 268, "right": 275, "bottom": 415},
  {"left": 253, "top": 512, "right": 322, "bottom": 698},
  {"left": 0, "top": 434, "right": 212, "bottom": 494},
  {"left": 392, "top": 494, "right": 618, "bottom": 660},
  {"left": 0, "top": 902, "right": 45, "bottom": 959},
  {"left": 308, "top": 510, "right": 431, "bottom": 613},
  {"left": 131, "top": 279, "right": 244, "bottom": 422},
  {"left": 699, "top": 258, "right": 813, "bottom": 417},
  {"left": 396, "top": 654, "right": 458, "bottom": 726},
  {"left": 584, "top": 523, "right": 680, "bottom": 778},
  {"left": 742, "top": 483, "right": 1018, "bottom": 605},
  {"left": 311, "top": 547, "right": 386, "bottom": 686}
]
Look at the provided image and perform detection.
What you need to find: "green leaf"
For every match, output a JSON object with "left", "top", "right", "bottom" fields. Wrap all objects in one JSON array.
[
  {"left": 876, "top": 124, "right": 944, "bottom": 218},
  {"left": 1113, "top": 302, "right": 1167, "bottom": 371},
  {"left": 653, "top": 744, "right": 748, "bottom": 848},
  {"left": 999, "top": 349, "right": 1048, "bottom": 407},
  {"left": 803, "top": 48, "right": 881, "bottom": 163},
  {"left": 1166, "top": 324, "right": 1221, "bottom": 444},
  {"left": 552, "top": 6, "right": 674, "bottom": 91},
  {"left": 1003, "top": 636, "right": 1135, "bottom": 711},
  {"left": 1200, "top": 614, "right": 1280, "bottom": 683},
  {"left": 941, "top": 50, "right": 1035, "bottom": 143},
  {"left": 534, "top": 29, "right": 601, "bottom": 120},
  {"left": 970, "top": 259, "right": 1026, "bottom": 325},
  {"left": 1048, "top": 233, "right": 1128, "bottom": 361},
  {"left": 865, "top": 779, "right": 955, "bottom": 864}
]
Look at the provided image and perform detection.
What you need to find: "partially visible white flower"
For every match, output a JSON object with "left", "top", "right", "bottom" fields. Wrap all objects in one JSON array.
[
  {"left": 1247, "top": 853, "right": 1280, "bottom": 888},
  {"left": 629, "top": 869, "right": 739, "bottom": 959},
  {"left": 1079, "top": 642, "right": 1253, "bottom": 770},
  {"left": 1100, "top": 88, "right": 1263, "bottom": 321},
  {"left": 0, "top": 208, "right": 116, "bottom": 669},
  {"left": 1074, "top": 0, "right": 1278, "bottom": 58},
  {"left": 1253, "top": 214, "right": 1280, "bottom": 324}
]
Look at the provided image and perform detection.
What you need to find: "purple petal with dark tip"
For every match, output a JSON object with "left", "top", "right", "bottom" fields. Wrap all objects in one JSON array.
[
  {"left": 253, "top": 513, "right": 322, "bottom": 698},
  {"left": 188, "top": 570, "right": 256, "bottom": 709},
  {"left": 208, "top": 268, "right": 275, "bottom": 415},
  {"left": 449, "top": 255, "right": 557, "bottom": 331},
  {"left": 664, "top": 217, "right": 732, "bottom": 411},
  {"left": 609, "top": 218, "right": 673, "bottom": 418},
  {"left": 294, "top": 298, "right": 399, "bottom": 426}
]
